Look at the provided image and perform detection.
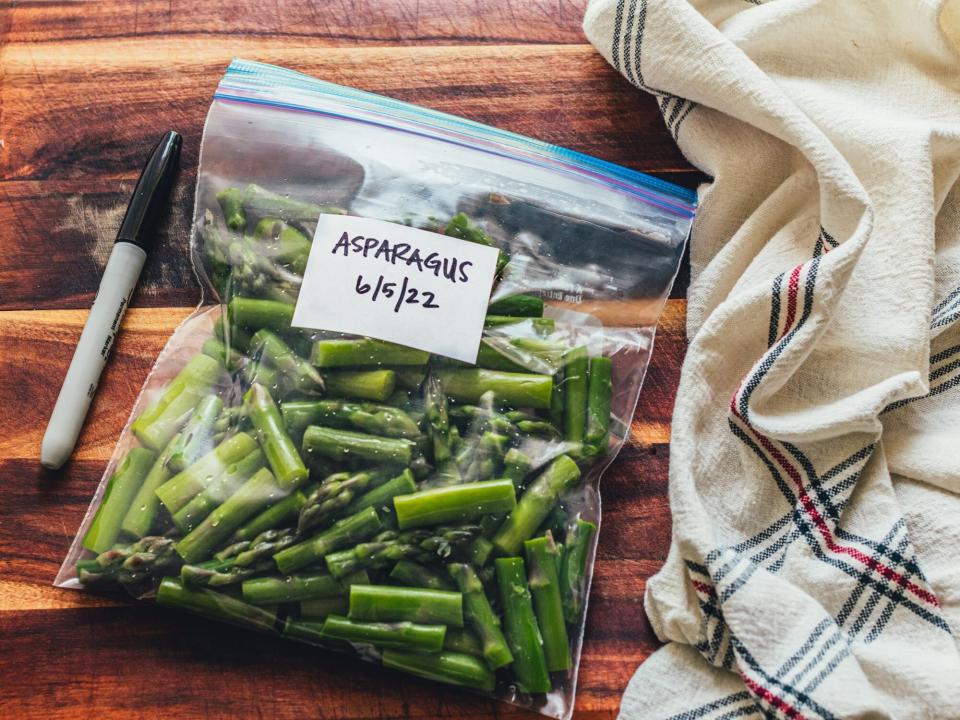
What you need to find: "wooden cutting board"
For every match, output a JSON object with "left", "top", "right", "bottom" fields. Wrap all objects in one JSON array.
[{"left": 0, "top": 2, "right": 698, "bottom": 717}]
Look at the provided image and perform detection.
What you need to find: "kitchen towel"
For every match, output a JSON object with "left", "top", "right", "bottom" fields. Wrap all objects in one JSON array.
[{"left": 583, "top": 0, "right": 960, "bottom": 717}]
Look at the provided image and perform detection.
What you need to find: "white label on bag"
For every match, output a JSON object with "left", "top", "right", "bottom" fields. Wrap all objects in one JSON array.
[{"left": 292, "top": 214, "right": 500, "bottom": 363}]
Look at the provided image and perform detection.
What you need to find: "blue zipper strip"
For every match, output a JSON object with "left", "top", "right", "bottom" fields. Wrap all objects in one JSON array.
[{"left": 215, "top": 59, "right": 697, "bottom": 216}]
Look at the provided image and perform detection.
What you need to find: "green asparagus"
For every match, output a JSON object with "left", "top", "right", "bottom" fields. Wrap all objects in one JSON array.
[
  {"left": 302, "top": 426, "right": 415, "bottom": 466},
  {"left": 273, "top": 506, "right": 383, "bottom": 574},
  {"left": 436, "top": 369, "right": 553, "bottom": 409},
  {"left": 83, "top": 448, "right": 157, "bottom": 554},
  {"left": 389, "top": 560, "right": 454, "bottom": 590},
  {"left": 312, "top": 338, "right": 430, "bottom": 368},
  {"left": 155, "top": 432, "right": 258, "bottom": 514},
  {"left": 448, "top": 563, "right": 513, "bottom": 670},
  {"left": 382, "top": 649, "right": 496, "bottom": 693},
  {"left": 495, "top": 557, "right": 550, "bottom": 694},
  {"left": 393, "top": 480, "right": 516, "bottom": 530},
  {"left": 323, "top": 369, "right": 397, "bottom": 401},
  {"left": 560, "top": 518, "right": 597, "bottom": 624},
  {"left": 524, "top": 534, "right": 571, "bottom": 671},
  {"left": 245, "top": 383, "right": 308, "bottom": 489},
  {"left": 492, "top": 455, "right": 581, "bottom": 556},
  {"left": 348, "top": 584, "right": 463, "bottom": 627},
  {"left": 585, "top": 357, "right": 613, "bottom": 454},
  {"left": 242, "top": 571, "right": 344, "bottom": 605},
  {"left": 320, "top": 614, "right": 446, "bottom": 653},
  {"left": 562, "top": 347, "right": 589, "bottom": 443}
]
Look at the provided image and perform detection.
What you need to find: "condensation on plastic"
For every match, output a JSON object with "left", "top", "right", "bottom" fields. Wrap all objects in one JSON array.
[{"left": 57, "top": 59, "right": 694, "bottom": 720}]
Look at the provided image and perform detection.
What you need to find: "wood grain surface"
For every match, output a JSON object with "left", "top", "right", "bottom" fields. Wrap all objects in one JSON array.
[{"left": 0, "top": 2, "right": 698, "bottom": 717}]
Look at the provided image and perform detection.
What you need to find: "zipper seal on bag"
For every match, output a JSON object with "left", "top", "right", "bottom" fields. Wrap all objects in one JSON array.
[{"left": 213, "top": 59, "right": 697, "bottom": 219}]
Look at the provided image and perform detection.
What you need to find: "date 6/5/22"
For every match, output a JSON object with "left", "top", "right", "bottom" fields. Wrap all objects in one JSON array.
[{"left": 355, "top": 274, "right": 440, "bottom": 313}]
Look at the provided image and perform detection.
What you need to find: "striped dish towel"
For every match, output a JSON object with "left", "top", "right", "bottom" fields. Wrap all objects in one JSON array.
[{"left": 582, "top": 0, "right": 960, "bottom": 717}]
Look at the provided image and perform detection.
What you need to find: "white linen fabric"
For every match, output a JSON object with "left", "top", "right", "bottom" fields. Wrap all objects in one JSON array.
[{"left": 582, "top": 1, "right": 960, "bottom": 717}]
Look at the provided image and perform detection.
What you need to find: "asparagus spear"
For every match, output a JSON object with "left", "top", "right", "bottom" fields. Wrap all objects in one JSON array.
[
  {"left": 300, "top": 596, "right": 350, "bottom": 619},
  {"left": 348, "top": 585, "right": 463, "bottom": 627},
  {"left": 180, "top": 558, "right": 272, "bottom": 589},
  {"left": 165, "top": 395, "right": 225, "bottom": 473},
  {"left": 252, "top": 218, "right": 311, "bottom": 275},
  {"left": 443, "top": 212, "right": 508, "bottom": 275},
  {"left": 213, "top": 315, "right": 253, "bottom": 354},
  {"left": 503, "top": 448, "right": 533, "bottom": 490},
  {"left": 324, "top": 525, "right": 480, "bottom": 579},
  {"left": 324, "top": 369, "right": 397, "bottom": 402},
  {"left": 250, "top": 329, "right": 324, "bottom": 395},
  {"left": 131, "top": 354, "right": 223, "bottom": 450},
  {"left": 171, "top": 449, "right": 265, "bottom": 533},
  {"left": 245, "top": 383, "right": 308, "bottom": 489},
  {"left": 232, "top": 482, "right": 315, "bottom": 542},
  {"left": 281, "top": 399, "right": 419, "bottom": 441},
  {"left": 119, "top": 440, "right": 178, "bottom": 540},
  {"left": 435, "top": 369, "right": 553, "bottom": 409},
  {"left": 155, "top": 432, "right": 259, "bottom": 514},
  {"left": 242, "top": 571, "right": 344, "bottom": 605},
  {"left": 176, "top": 467, "right": 287, "bottom": 564},
  {"left": 232, "top": 527, "right": 299, "bottom": 567},
  {"left": 448, "top": 563, "right": 513, "bottom": 670},
  {"left": 82, "top": 448, "right": 157, "bottom": 554},
  {"left": 320, "top": 615, "right": 446, "bottom": 653},
  {"left": 382, "top": 649, "right": 495, "bottom": 693},
  {"left": 201, "top": 338, "right": 246, "bottom": 371},
  {"left": 585, "top": 357, "right": 613, "bottom": 454},
  {"left": 343, "top": 469, "right": 417, "bottom": 517},
  {"left": 216, "top": 187, "right": 246, "bottom": 230},
  {"left": 487, "top": 294, "right": 544, "bottom": 317},
  {"left": 393, "top": 480, "right": 516, "bottom": 530},
  {"left": 484, "top": 316, "right": 555, "bottom": 334},
  {"left": 273, "top": 506, "right": 383, "bottom": 574},
  {"left": 560, "top": 518, "right": 597, "bottom": 624},
  {"left": 228, "top": 297, "right": 294, "bottom": 333},
  {"left": 312, "top": 338, "right": 430, "bottom": 368},
  {"left": 297, "top": 470, "right": 391, "bottom": 533},
  {"left": 156, "top": 578, "right": 278, "bottom": 633},
  {"left": 77, "top": 535, "right": 181, "bottom": 596},
  {"left": 442, "top": 628, "right": 485, "bottom": 658},
  {"left": 495, "top": 557, "right": 551, "bottom": 694},
  {"left": 562, "top": 347, "right": 589, "bottom": 443},
  {"left": 241, "top": 183, "right": 343, "bottom": 226},
  {"left": 302, "top": 426, "right": 415, "bottom": 466},
  {"left": 491, "top": 455, "right": 581, "bottom": 556},
  {"left": 389, "top": 560, "right": 454, "bottom": 590},
  {"left": 524, "top": 534, "right": 571, "bottom": 671}
]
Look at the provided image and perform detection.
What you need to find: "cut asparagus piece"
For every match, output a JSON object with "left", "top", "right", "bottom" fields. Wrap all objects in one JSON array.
[
  {"left": 349, "top": 584, "right": 463, "bottom": 627},
  {"left": 320, "top": 614, "right": 446, "bottom": 653},
  {"left": 245, "top": 383, "right": 308, "bottom": 489},
  {"left": 382, "top": 649, "right": 495, "bottom": 693},
  {"left": 436, "top": 369, "right": 552, "bottom": 409},
  {"left": 242, "top": 572, "right": 344, "bottom": 605},
  {"left": 389, "top": 560, "right": 455, "bottom": 591},
  {"left": 495, "top": 557, "right": 551, "bottom": 694},
  {"left": 216, "top": 187, "right": 246, "bottom": 230},
  {"left": 324, "top": 525, "right": 479, "bottom": 579},
  {"left": 442, "top": 628, "right": 485, "bottom": 658},
  {"left": 585, "top": 357, "right": 613, "bottom": 454},
  {"left": 503, "top": 448, "right": 533, "bottom": 490},
  {"left": 241, "top": 183, "right": 342, "bottom": 225},
  {"left": 524, "top": 534, "right": 571, "bottom": 671},
  {"left": 273, "top": 506, "right": 383, "bottom": 574},
  {"left": 156, "top": 578, "right": 277, "bottom": 633},
  {"left": 78, "top": 535, "right": 181, "bottom": 596},
  {"left": 393, "top": 480, "right": 516, "bottom": 530},
  {"left": 297, "top": 470, "right": 392, "bottom": 533},
  {"left": 312, "top": 338, "right": 430, "bottom": 368},
  {"left": 155, "top": 432, "right": 259, "bottom": 514},
  {"left": 560, "top": 518, "right": 597, "bottom": 624},
  {"left": 252, "top": 217, "right": 311, "bottom": 275},
  {"left": 250, "top": 329, "right": 323, "bottom": 395},
  {"left": 487, "top": 294, "right": 544, "bottom": 317},
  {"left": 120, "top": 440, "right": 178, "bottom": 540},
  {"left": 82, "top": 448, "right": 157, "bottom": 554},
  {"left": 562, "top": 347, "right": 589, "bottom": 443},
  {"left": 131, "top": 354, "right": 223, "bottom": 450},
  {"left": 281, "top": 399, "right": 419, "bottom": 441},
  {"left": 300, "top": 596, "right": 350, "bottom": 619},
  {"left": 344, "top": 469, "right": 417, "bottom": 517},
  {"left": 171, "top": 449, "right": 266, "bottom": 534},
  {"left": 228, "top": 297, "right": 294, "bottom": 333},
  {"left": 232, "top": 482, "right": 314, "bottom": 542},
  {"left": 302, "top": 426, "right": 415, "bottom": 466},
  {"left": 448, "top": 563, "right": 513, "bottom": 670},
  {"left": 492, "top": 455, "right": 581, "bottom": 556},
  {"left": 176, "top": 467, "right": 287, "bottom": 564},
  {"left": 201, "top": 338, "right": 246, "bottom": 371},
  {"left": 323, "top": 369, "right": 397, "bottom": 402}
]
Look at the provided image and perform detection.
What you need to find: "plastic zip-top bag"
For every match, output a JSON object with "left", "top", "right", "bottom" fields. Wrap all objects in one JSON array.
[{"left": 56, "top": 59, "right": 695, "bottom": 719}]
